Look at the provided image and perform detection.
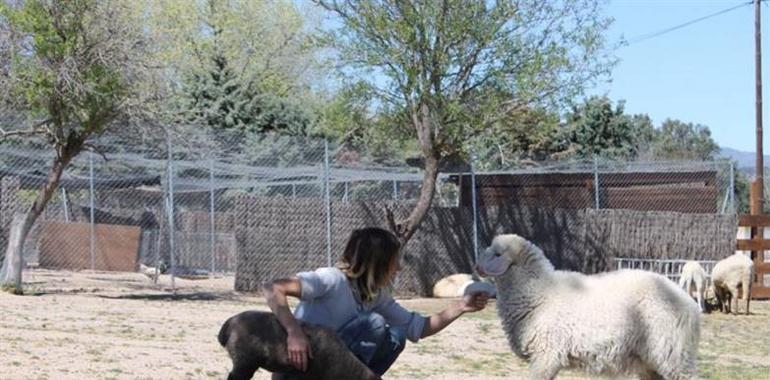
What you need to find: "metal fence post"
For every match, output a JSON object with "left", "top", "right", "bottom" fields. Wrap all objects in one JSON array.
[
  {"left": 209, "top": 159, "right": 216, "bottom": 273},
  {"left": 471, "top": 155, "right": 479, "bottom": 264},
  {"left": 392, "top": 180, "right": 399, "bottom": 201},
  {"left": 729, "top": 161, "right": 736, "bottom": 214},
  {"left": 165, "top": 132, "right": 176, "bottom": 292},
  {"left": 324, "top": 139, "right": 332, "bottom": 267},
  {"left": 89, "top": 152, "right": 95, "bottom": 270},
  {"left": 593, "top": 155, "right": 600, "bottom": 209},
  {"left": 61, "top": 188, "right": 69, "bottom": 222}
]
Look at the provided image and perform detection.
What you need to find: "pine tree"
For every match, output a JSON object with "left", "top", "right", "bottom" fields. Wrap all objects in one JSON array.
[{"left": 181, "top": 50, "right": 312, "bottom": 135}]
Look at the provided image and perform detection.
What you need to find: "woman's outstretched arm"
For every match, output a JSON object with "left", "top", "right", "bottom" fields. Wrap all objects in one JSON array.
[{"left": 421, "top": 291, "right": 490, "bottom": 338}]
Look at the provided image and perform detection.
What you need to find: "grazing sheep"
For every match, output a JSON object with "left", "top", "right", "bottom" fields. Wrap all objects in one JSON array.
[
  {"left": 477, "top": 234, "right": 700, "bottom": 380},
  {"left": 678, "top": 261, "right": 708, "bottom": 312},
  {"left": 711, "top": 252, "right": 754, "bottom": 315},
  {"left": 218, "top": 310, "right": 381, "bottom": 380}
]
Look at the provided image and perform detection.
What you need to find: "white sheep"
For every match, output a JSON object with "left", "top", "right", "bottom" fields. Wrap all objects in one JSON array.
[
  {"left": 433, "top": 273, "right": 497, "bottom": 298},
  {"left": 432, "top": 273, "right": 473, "bottom": 298},
  {"left": 711, "top": 252, "right": 754, "bottom": 315},
  {"left": 477, "top": 234, "right": 700, "bottom": 380},
  {"left": 678, "top": 261, "right": 707, "bottom": 312}
]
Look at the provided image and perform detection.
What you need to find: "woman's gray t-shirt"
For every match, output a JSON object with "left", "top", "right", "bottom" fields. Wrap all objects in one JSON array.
[{"left": 294, "top": 267, "right": 427, "bottom": 342}]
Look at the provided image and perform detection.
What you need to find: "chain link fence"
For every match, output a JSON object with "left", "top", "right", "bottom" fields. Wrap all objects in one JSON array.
[{"left": 0, "top": 121, "right": 751, "bottom": 294}]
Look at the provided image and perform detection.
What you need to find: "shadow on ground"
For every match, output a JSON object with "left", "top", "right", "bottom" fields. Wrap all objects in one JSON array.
[{"left": 97, "top": 291, "right": 242, "bottom": 302}]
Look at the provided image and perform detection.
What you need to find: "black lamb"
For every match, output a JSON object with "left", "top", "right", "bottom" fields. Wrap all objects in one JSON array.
[{"left": 218, "top": 310, "right": 382, "bottom": 380}]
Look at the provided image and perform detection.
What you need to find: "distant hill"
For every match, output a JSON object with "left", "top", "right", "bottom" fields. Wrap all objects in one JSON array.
[{"left": 718, "top": 147, "right": 770, "bottom": 169}]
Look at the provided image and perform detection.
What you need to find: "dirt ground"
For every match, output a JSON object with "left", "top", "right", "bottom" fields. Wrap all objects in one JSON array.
[{"left": 1, "top": 269, "right": 769, "bottom": 380}]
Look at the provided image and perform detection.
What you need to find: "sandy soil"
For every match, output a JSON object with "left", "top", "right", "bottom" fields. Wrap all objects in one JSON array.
[{"left": 1, "top": 269, "right": 769, "bottom": 380}]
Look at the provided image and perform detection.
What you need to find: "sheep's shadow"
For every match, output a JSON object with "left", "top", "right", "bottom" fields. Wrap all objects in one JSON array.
[{"left": 97, "top": 291, "right": 239, "bottom": 302}]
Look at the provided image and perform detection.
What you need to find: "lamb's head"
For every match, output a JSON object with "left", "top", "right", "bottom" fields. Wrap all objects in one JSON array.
[{"left": 476, "top": 234, "right": 537, "bottom": 277}]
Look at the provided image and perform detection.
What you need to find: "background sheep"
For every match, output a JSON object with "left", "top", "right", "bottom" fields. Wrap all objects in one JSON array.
[
  {"left": 432, "top": 273, "right": 473, "bottom": 298},
  {"left": 218, "top": 310, "right": 381, "bottom": 380},
  {"left": 459, "top": 279, "right": 496, "bottom": 298},
  {"left": 678, "top": 261, "right": 707, "bottom": 312},
  {"left": 711, "top": 252, "right": 754, "bottom": 315},
  {"left": 433, "top": 273, "right": 497, "bottom": 298},
  {"left": 477, "top": 234, "right": 700, "bottom": 380}
]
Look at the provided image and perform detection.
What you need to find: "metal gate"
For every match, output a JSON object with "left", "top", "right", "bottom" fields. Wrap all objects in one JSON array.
[{"left": 613, "top": 258, "right": 717, "bottom": 284}]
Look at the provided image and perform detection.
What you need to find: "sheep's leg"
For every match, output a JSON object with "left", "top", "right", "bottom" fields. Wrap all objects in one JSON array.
[
  {"left": 712, "top": 285, "right": 724, "bottom": 313},
  {"left": 638, "top": 369, "right": 664, "bottom": 380},
  {"left": 727, "top": 283, "right": 740, "bottom": 315},
  {"left": 744, "top": 271, "right": 752, "bottom": 315},
  {"left": 695, "top": 283, "right": 704, "bottom": 312},
  {"left": 529, "top": 357, "right": 560, "bottom": 380},
  {"left": 716, "top": 286, "right": 731, "bottom": 314},
  {"left": 227, "top": 363, "right": 259, "bottom": 380}
]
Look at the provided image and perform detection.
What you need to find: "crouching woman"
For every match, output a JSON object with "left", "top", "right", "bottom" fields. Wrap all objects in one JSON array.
[{"left": 264, "top": 227, "right": 489, "bottom": 379}]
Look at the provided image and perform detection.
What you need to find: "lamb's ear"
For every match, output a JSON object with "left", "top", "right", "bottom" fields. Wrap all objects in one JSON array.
[
  {"left": 516, "top": 240, "right": 541, "bottom": 263},
  {"left": 518, "top": 240, "right": 534, "bottom": 257}
]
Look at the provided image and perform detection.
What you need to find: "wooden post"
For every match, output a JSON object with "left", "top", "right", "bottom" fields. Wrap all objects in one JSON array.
[
  {"left": 750, "top": 180, "right": 762, "bottom": 256},
  {"left": 750, "top": 181, "right": 764, "bottom": 303},
  {"left": 755, "top": 0, "right": 764, "bottom": 212}
]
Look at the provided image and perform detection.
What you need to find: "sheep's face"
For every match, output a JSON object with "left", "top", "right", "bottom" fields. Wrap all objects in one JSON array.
[{"left": 476, "top": 234, "right": 531, "bottom": 277}]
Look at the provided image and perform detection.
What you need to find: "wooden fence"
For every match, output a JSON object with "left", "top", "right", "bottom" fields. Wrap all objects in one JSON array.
[{"left": 736, "top": 214, "right": 770, "bottom": 299}]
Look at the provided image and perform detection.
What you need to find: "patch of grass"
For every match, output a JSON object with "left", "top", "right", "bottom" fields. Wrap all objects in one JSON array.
[
  {"left": 2, "top": 282, "right": 24, "bottom": 295},
  {"left": 450, "top": 355, "right": 511, "bottom": 375},
  {"left": 477, "top": 322, "right": 493, "bottom": 334},
  {"left": 413, "top": 341, "right": 448, "bottom": 355},
  {"left": 699, "top": 363, "right": 770, "bottom": 380}
]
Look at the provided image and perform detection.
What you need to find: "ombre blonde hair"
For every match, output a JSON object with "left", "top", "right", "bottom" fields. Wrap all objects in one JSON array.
[{"left": 336, "top": 227, "right": 402, "bottom": 303}]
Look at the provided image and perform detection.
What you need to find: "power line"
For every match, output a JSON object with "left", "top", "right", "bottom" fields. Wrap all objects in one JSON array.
[{"left": 624, "top": 1, "right": 754, "bottom": 46}]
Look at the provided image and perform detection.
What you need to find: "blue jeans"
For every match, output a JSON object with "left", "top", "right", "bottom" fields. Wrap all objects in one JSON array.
[{"left": 336, "top": 312, "right": 407, "bottom": 375}]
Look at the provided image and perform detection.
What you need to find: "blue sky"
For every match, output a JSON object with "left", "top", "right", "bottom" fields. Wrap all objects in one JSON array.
[{"left": 592, "top": 0, "right": 766, "bottom": 152}]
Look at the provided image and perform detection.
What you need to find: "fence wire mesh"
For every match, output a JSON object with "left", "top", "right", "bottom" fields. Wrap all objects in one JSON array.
[{"left": 0, "top": 122, "right": 750, "bottom": 294}]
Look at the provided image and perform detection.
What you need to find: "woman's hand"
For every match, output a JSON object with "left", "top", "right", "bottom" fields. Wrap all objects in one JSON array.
[
  {"left": 460, "top": 291, "right": 490, "bottom": 313},
  {"left": 286, "top": 328, "right": 313, "bottom": 371}
]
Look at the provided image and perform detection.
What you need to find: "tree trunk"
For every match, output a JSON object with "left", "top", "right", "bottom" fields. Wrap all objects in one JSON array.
[
  {"left": 397, "top": 154, "right": 439, "bottom": 244},
  {"left": 0, "top": 154, "right": 75, "bottom": 290},
  {"left": 0, "top": 214, "right": 26, "bottom": 288},
  {"left": 389, "top": 104, "right": 441, "bottom": 244}
]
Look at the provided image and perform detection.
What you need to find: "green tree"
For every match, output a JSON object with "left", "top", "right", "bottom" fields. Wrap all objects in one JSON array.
[
  {"left": 469, "top": 106, "right": 562, "bottom": 170},
  {"left": 317, "top": 0, "right": 615, "bottom": 242},
  {"left": 143, "top": 0, "right": 321, "bottom": 135},
  {"left": 559, "top": 96, "right": 653, "bottom": 160},
  {"left": 0, "top": 0, "right": 157, "bottom": 290},
  {"left": 181, "top": 50, "right": 314, "bottom": 135},
  {"left": 652, "top": 119, "right": 719, "bottom": 160},
  {"left": 319, "top": 83, "right": 417, "bottom": 166}
]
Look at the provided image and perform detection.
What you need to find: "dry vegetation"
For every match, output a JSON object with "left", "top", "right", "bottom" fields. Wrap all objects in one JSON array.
[{"left": 1, "top": 269, "right": 768, "bottom": 380}]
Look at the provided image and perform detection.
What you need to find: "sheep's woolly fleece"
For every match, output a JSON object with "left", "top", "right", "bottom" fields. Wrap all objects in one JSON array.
[
  {"left": 477, "top": 234, "right": 700, "bottom": 380},
  {"left": 711, "top": 252, "right": 754, "bottom": 315},
  {"left": 679, "top": 260, "right": 708, "bottom": 312}
]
